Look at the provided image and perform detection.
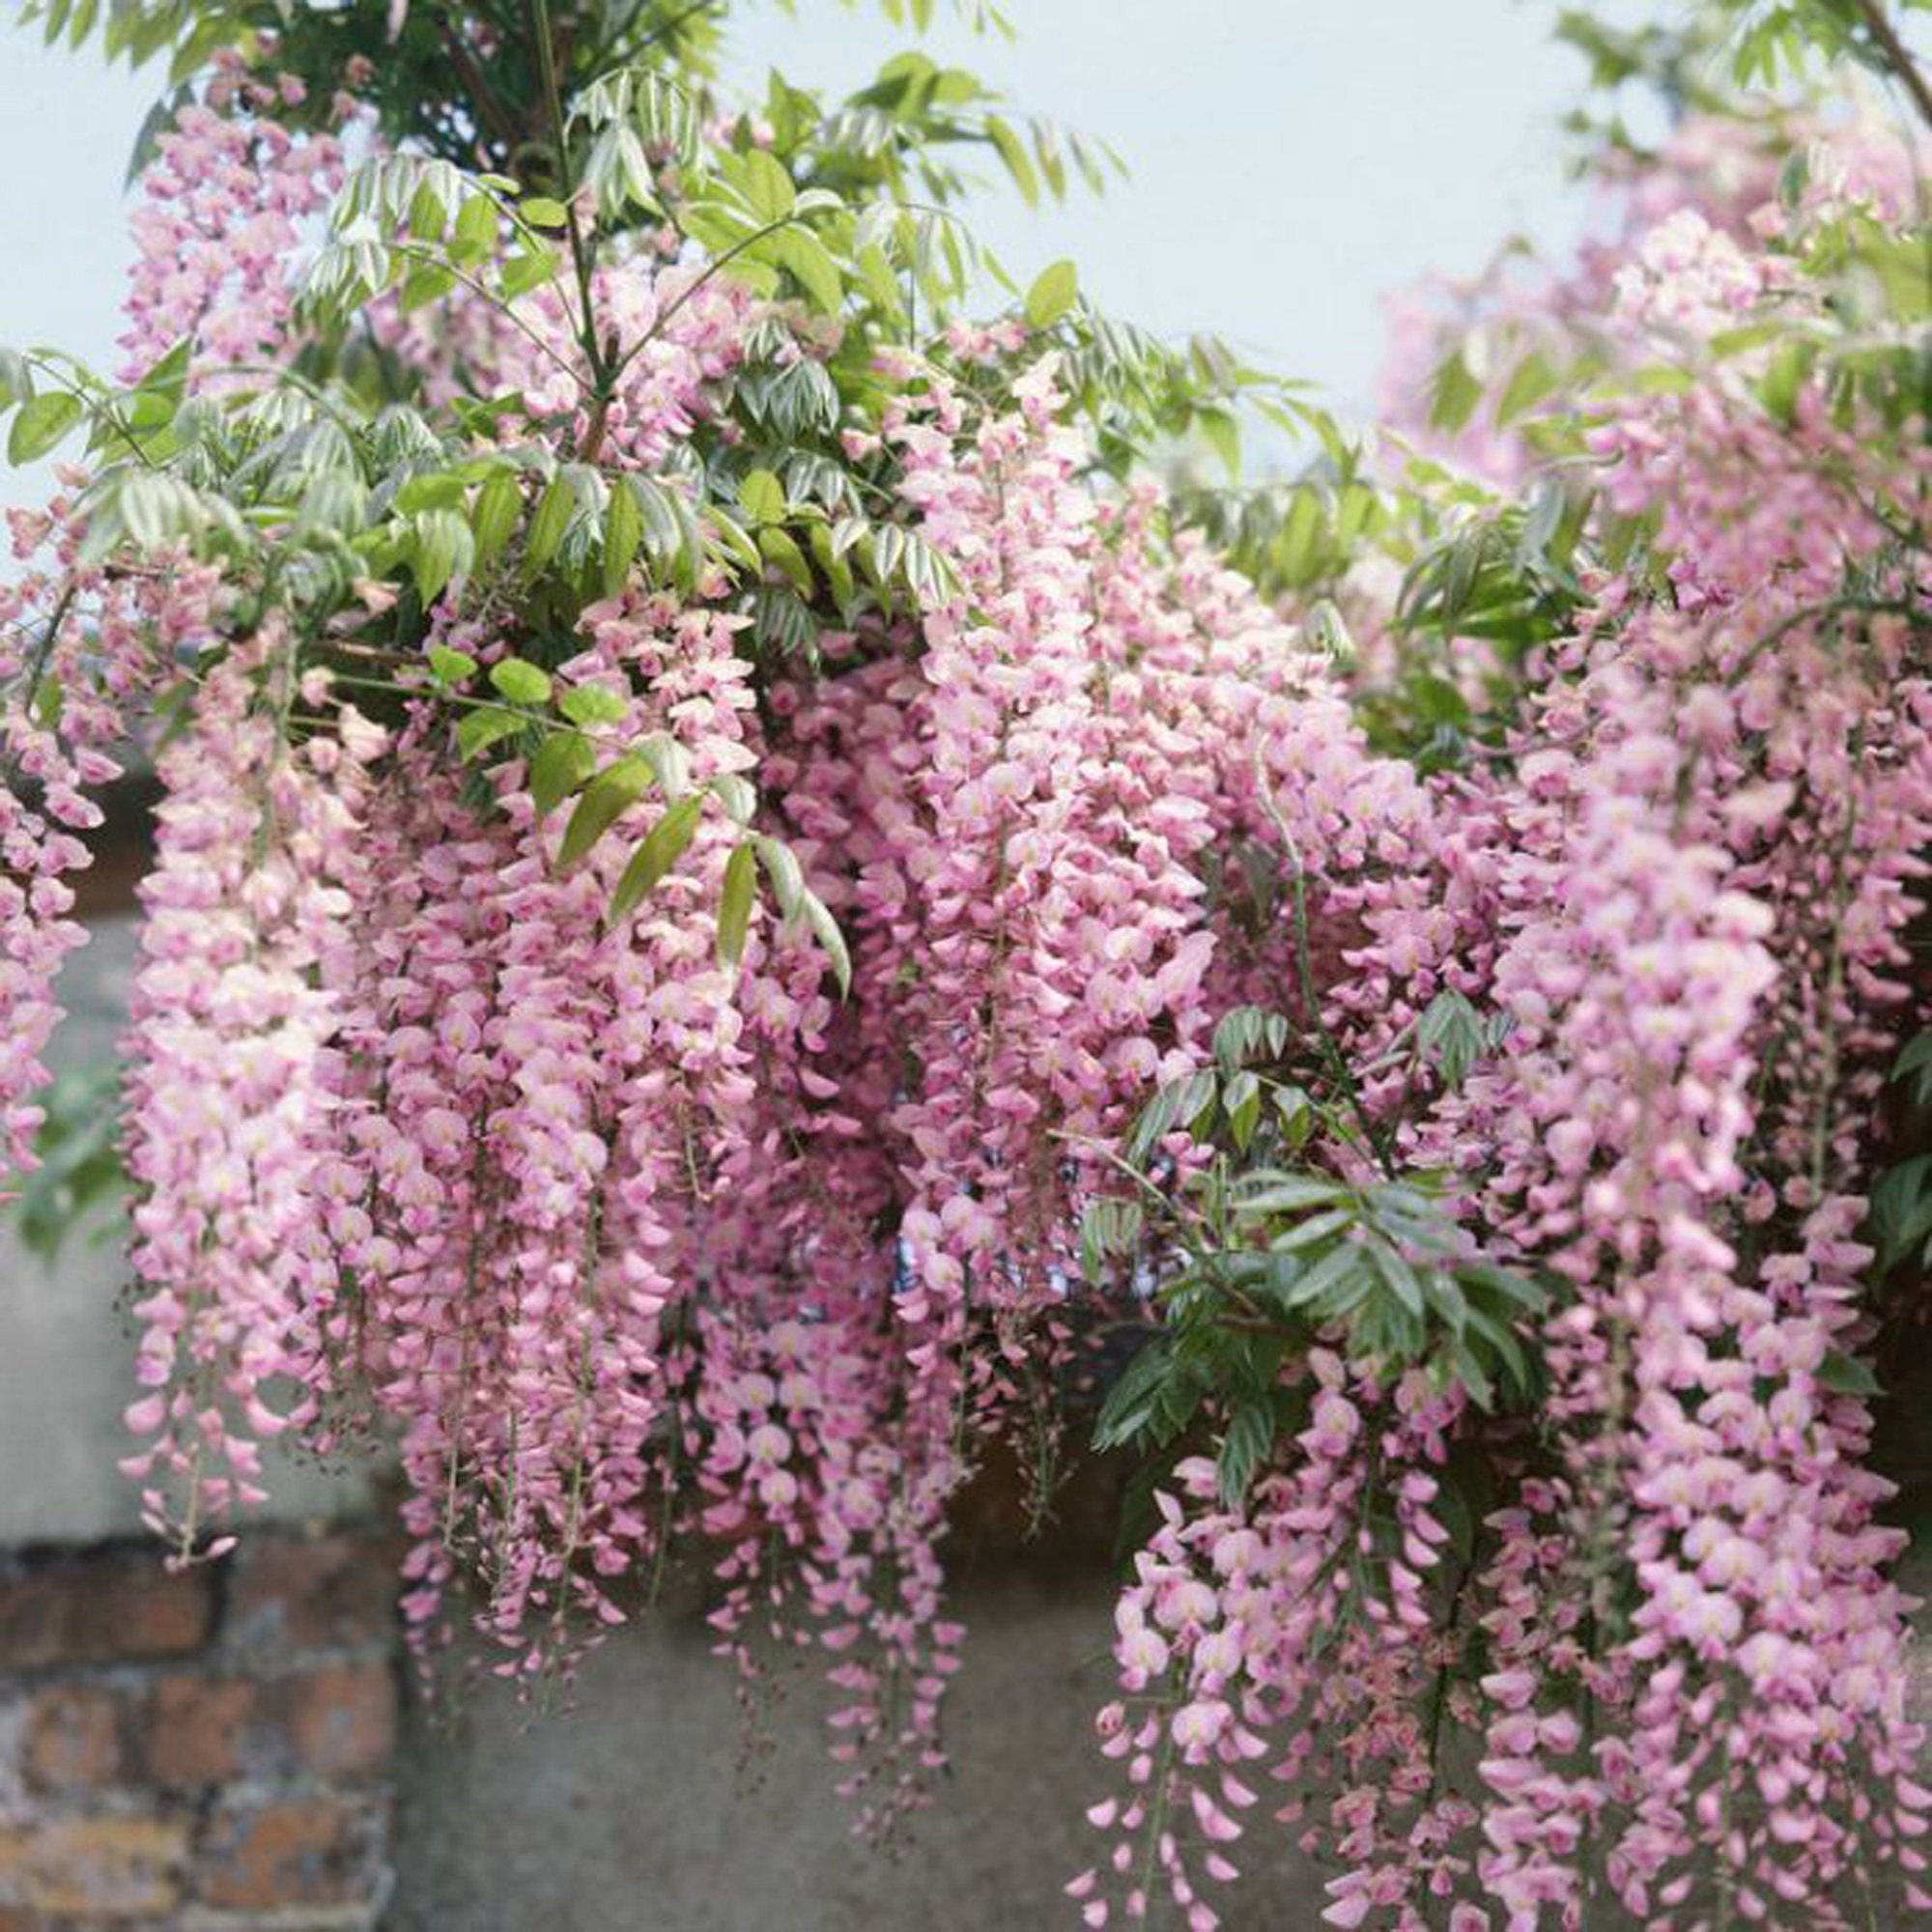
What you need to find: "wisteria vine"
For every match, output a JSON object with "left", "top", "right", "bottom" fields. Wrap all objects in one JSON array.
[{"left": 2, "top": 1, "right": 1929, "bottom": 1923}]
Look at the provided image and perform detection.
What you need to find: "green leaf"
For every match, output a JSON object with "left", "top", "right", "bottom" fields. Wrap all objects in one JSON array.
[
  {"left": 135, "top": 336, "right": 191, "bottom": 403},
  {"left": 428, "top": 645, "right": 478, "bottom": 686},
  {"left": 1461, "top": 1304, "right": 1528, "bottom": 1393},
  {"left": 489, "top": 658, "right": 553, "bottom": 706},
  {"left": 1419, "top": 989, "right": 1485, "bottom": 1088},
  {"left": 738, "top": 468, "right": 786, "bottom": 525},
  {"left": 524, "top": 474, "right": 575, "bottom": 576},
  {"left": 1080, "top": 1196, "right": 1145, "bottom": 1282},
  {"left": 769, "top": 228, "right": 843, "bottom": 314},
  {"left": 708, "top": 507, "right": 763, "bottom": 577},
  {"left": 1428, "top": 349, "right": 1484, "bottom": 435},
  {"left": 1436, "top": 1473, "right": 1477, "bottom": 1567},
  {"left": 28, "top": 668, "right": 62, "bottom": 731},
  {"left": 717, "top": 839, "right": 758, "bottom": 968},
  {"left": 1893, "top": 1029, "right": 1932, "bottom": 1081},
  {"left": 558, "top": 684, "right": 628, "bottom": 728},
  {"left": 8, "top": 391, "right": 83, "bottom": 466},
  {"left": 471, "top": 469, "right": 523, "bottom": 566},
  {"left": 396, "top": 472, "right": 468, "bottom": 515},
  {"left": 1094, "top": 1338, "right": 1173, "bottom": 1451},
  {"left": 1198, "top": 406, "right": 1239, "bottom": 479},
  {"left": 558, "top": 753, "right": 655, "bottom": 868},
  {"left": 1493, "top": 349, "right": 1557, "bottom": 428},
  {"left": 1818, "top": 1350, "right": 1883, "bottom": 1397},
  {"left": 610, "top": 795, "right": 706, "bottom": 920},
  {"left": 709, "top": 773, "right": 757, "bottom": 826},
  {"left": 528, "top": 730, "right": 595, "bottom": 818},
  {"left": 984, "top": 114, "right": 1039, "bottom": 206},
  {"left": 521, "top": 195, "right": 570, "bottom": 228},
  {"left": 499, "top": 244, "right": 556, "bottom": 301},
  {"left": 801, "top": 891, "right": 852, "bottom": 997},
  {"left": 634, "top": 730, "right": 693, "bottom": 802},
  {"left": 1024, "top": 259, "right": 1078, "bottom": 329},
  {"left": 740, "top": 149, "right": 797, "bottom": 224},
  {"left": 1447, "top": 1339, "right": 1494, "bottom": 1411},
  {"left": 1225, "top": 1068, "right": 1262, "bottom": 1151},
  {"left": 808, "top": 521, "right": 855, "bottom": 607},
  {"left": 1269, "top": 1206, "right": 1355, "bottom": 1252},
  {"left": 0, "top": 347, "right": 34, "bottom": 408},
  {"left": 450, "top": 189, "right": 497, "bottom": 265},
  {"left": 410, "top": 508, "right": 474, "bottom": 604},
  {"left": 753, "top": 834, "right": 807, "bottom": 919},
  {"left": 855, "top": 242, "right": 903, "bottom": 316},
  {"left": 759, "top": 525, "right": 813, "bottom": 595},
  {"left": 456, "top": 705, "right": 526, "bottom": 761},
  {"left": 1460, "top": 1261, "right": 1547, "bottom": 1312},
  {"left": 605, "top": 475, "right": 643, "bottom": 595},
  {"left": 1759, "top": 339, "right": 1814, "bottom": 425},
  {"left": 1216, "top": 1400, "right": 1275, "bottom": 1507},
  {"left": 1368, "top": 1238, "right": 1424, "bottom": 1319},
  {"left": 1281, "top": 1240, "right": 1364, "bottom": 1311},
  {"left": 1212, "top": 1006, "right": 1289, "bottom": 1073},
  {"left": 1124, "top": 1067, "right": 1219, "bottom": 1165},
  {"left": 1239, "top": 1174, "right": 1350, "bottom": 1215}
]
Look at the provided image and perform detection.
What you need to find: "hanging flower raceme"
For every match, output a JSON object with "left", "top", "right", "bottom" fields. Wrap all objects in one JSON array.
[
  {"left": 1072, "top": 1365, "right": 1471, "bottom": 1932},
  {"left": 875, "top": 355, "right": 1216, "bottom": 1369},
  {"left": 331, "top": 590, "right": 769, "bottom": 1673},
  {"left": 120, "top": 631, "right": 385, "bottom": 1559},
  {"left": 0, "top": 498, "right": 220, "bottom": 1185},
  {"left": 119, "top": 64, "right": 350, "bottom": 385}
]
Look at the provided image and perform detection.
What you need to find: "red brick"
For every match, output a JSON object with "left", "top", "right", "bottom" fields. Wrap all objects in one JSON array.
[
  {"left": 224, "top": 1532, "right": 398, "bottom": 1653},
  {"left": 23, "top": 1685, "right": 127, "bottom": 1793},
  {"left": 196, "top": 1796, "right": 384, "bottom": 1912},
  {"left": 145, "top": 1675, "right": 259, "bottom": 1789},
  {"left": 0, "top": 1548, "right": 214, "bottom": 1672},
  {"left": 285, "top": 1661, "right": 397, "bottom": 1777},
  {"left": 0, "top": 1812, "right": 190, "bottom": 1918}
]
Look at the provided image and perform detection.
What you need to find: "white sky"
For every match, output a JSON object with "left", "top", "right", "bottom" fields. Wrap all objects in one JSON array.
[{"left": 0, "top": 0, "right": 1658, "bottom": 513}]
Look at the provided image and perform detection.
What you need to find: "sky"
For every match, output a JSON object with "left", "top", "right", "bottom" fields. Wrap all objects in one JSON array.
[{"left": 0, "top": 0, "right": 1657, "bottom": 512}]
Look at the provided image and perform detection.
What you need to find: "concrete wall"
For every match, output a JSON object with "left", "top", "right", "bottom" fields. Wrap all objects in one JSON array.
[{"left": 390, "top": 1561, "right": 1320, "bottom": 1932}]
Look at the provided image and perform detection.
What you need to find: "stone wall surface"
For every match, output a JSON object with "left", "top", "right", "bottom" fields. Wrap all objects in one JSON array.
[{"left": 0, "top": 1529, "right": 400, "bottom": 1931}]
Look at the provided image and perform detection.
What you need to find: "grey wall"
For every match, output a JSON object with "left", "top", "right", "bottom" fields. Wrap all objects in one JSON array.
[{"left": 390, "top": 1560, "right": 1321, "bottom": 1932}]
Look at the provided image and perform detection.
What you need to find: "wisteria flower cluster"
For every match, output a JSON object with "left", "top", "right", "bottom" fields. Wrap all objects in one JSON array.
[{"left": 2, "top": 0, "right": 1929, "bottom": 1921}]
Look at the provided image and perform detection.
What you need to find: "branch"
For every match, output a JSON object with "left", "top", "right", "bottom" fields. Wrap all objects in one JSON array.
[
  {"left": 1847, "top": 0, "right": 1932, "bottom": 132},
  {"left": 438, "top": 22, "right": 526, "bottom": 159},
  {"left": 528, "top": 0, "right": 609, "bottom": 389},
  {"left": 606, "top": 0, "right": 725, "bottom": 70}
]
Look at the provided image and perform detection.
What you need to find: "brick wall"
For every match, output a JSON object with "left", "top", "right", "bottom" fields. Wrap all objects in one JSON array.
[{"left": 0, "top": 1529, "right": 401, "bottom": 1931}]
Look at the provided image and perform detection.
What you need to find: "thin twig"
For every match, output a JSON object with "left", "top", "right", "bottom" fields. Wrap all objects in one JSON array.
[
  {"left": 529, "top": 0, "right": 609, "bottom": 394},
  {"left": 1848, "top": 0, "right": 1932, "bottom": 131}
]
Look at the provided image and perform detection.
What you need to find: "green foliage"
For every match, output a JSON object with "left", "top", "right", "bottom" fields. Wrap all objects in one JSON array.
[
  {"left": 1089, "top": 995, "right": 1546, "bottom": 1507},
  {"left": 1023, "top": 259, "right": 1078, "bottom": 329},
  {"left": 11, "top": 1062, "right": 126, "bottom": 1264}
]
